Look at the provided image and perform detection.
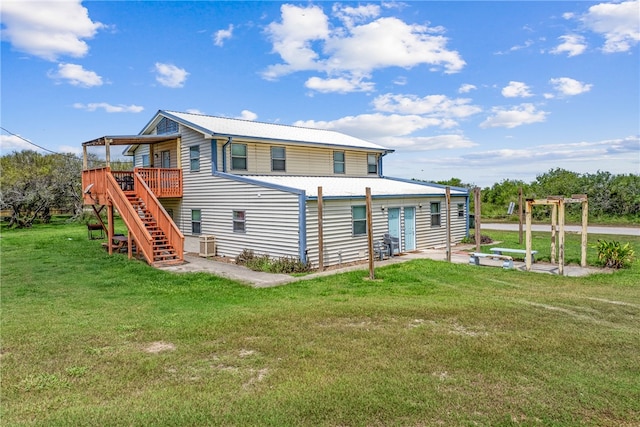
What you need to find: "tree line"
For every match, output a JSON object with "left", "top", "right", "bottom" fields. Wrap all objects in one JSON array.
[
  {"left": 0, "top": 150, "right": 130, "bottom": 228},
  {"left": 435, "top": 168, "right": 640, "bottom": 223},
  {"left": 1, "top": 151, "right": 638, "bottom": 228}
]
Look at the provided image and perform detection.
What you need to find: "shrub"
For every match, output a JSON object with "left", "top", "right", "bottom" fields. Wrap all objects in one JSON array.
[
  {"left": 593, "top": 240, "right": 636, "bottom": 269},
  {"left": 235, "top": 249, "right": 312, "bottom": 274},
  {"left": 462, "top": 234, "right": 494, "bottom": 245}
]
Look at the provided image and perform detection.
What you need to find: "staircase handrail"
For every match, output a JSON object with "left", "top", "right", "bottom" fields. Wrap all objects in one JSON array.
[
  {"left": 105, "top": 173, "right": 154, "bottom": 263},
  {"left": 133, "top": 172, "right": 184, "bottom": 260}
]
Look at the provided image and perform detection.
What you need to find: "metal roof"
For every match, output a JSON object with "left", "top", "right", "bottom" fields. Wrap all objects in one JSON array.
[
  {"left": 82, "top": 134, "right": 180, "bottom": 147},
  {"left": 154, "top": 110, "right": 393, "bottom": 152},
  {"left": 240, "top": 176, "right": 467, "bottom": 198}
]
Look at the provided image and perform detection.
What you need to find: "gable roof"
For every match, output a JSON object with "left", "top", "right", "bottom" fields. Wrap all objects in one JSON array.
[{"left": 141, "top": 110, "right": 393, "bottom": 153}]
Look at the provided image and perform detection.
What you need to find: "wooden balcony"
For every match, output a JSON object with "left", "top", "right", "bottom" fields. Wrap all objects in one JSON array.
[{"left": 83, "top": 167, "right": 182, "bottom": 203}]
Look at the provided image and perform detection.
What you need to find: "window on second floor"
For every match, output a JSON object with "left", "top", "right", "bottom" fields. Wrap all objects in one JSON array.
[
  {"left": 231, "top": 144, "right": 247, "bottom": 170},
  {"left": 271, "top": 147, "right": 286, "bottom": 172},
  {"left": 189, "top": 146, "right": 200, "bottom": 172},
  {"left": 430, "top": 202, "right": 441, "bottom": 227},
  {"left": 156, "top": 117, "right": 178, "bottom": 135},
  {"left": 333, "top": 151, "right": 345, "bottom": 174},
  {"left": 367, "top": 154, "right": 378, "bottom": 174},
  {"left": 352, "top": 205, "right": 366, "bottom": 236}
]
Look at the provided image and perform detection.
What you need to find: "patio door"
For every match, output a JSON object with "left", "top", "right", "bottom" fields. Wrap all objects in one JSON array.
[
  {"left": 388, "top": 208, "right": 401, "bottom": 254},
  {"left": 161, "top": 150, "right": 171, "bottom": 168},
  {"left": 404, "top": 207, "right": 416, "bottom": 251}
]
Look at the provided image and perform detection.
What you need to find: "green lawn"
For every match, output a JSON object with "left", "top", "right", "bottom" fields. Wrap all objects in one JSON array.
[{"left": 2, "top": 222, "right": 639, "bottom": 426}]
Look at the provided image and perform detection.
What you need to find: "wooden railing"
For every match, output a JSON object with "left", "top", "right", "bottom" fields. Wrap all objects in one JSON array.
[
  {"left": 82, "top": 167, "right": 110, "bottom": 205},
  {"left": 105, "top": 173, "right": 154, "bottom": 263},
  {"left": 136, "top": 168, "right": 182, "bottom": 198},
  {"left": 134, "top": 172, "right": 184, "bottom": 260}
]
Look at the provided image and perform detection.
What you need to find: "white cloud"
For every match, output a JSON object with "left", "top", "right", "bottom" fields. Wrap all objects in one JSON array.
[
  {"left": 73, "top": 103, "right": 144, "bottom": 113},
  {"left": 376, "top": 134, "right": 478, "bottom": 151},
  {"left": 549, "top": 77, "right": 593, "bottom": 96},
  {"left": 47, "top": 63, "right": 103, "bottom": 87},
  {"left": 0, "top": 134, "right": 42, "bottom": 153},
  {"left": 550, "top": 34, "right": 587, "bottom": 57},
  {"left": 372, "top": 93, "right": 481, "bottom": 121},
  {"left": 295, "top": 113, "right": 443, "bottom": 142},
  {"left": 305, "top": 76, "right": 375, "bottom": 93},
  {"left": 263, "top": 4, "right": 465, "bottom": 93},
  {"left": 154, "top": 63, "right": 189, "bottom": 88},
  {"left": 236, "top": 110, "right": 258, "bottom": 121},
  {"left": 0, "top": 0, "right": 103, "bottom": 61},
  {"left": 581, "top": 0, "right": 640, "bottom": 53},
  {"left": 458, "top": 84, "right": 477, "bottom": 94},
  {"left": 480, "top": 103, "right": 548, "bottom": 128},
  {"left": 213, "top": 24, "right": 234, "bottom": 47},
  {"left": 501, "top": 81, "right": 533, "bottom": 98}
]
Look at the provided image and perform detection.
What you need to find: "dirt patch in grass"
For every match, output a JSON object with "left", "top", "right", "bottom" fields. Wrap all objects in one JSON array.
[{"left": 143, "top": 341, "right": 175, "bottom": 353}]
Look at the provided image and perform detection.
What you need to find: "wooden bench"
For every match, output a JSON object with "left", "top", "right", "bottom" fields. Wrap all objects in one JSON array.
[
  {"left": 469, "top": 252, "right": 514, "bottom": 269},
  {"left": 490, "top": 247, "right": 538, "bottom": 263}
]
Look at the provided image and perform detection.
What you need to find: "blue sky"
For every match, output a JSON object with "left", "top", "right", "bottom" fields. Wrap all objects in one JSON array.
[{"left": 1, "top": 0, "right": 639, "bottom": 187}]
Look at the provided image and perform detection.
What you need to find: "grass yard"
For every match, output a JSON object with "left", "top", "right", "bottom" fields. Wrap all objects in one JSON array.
[{"left": 1, "top": 222, "right": 639, "bottom": 426}]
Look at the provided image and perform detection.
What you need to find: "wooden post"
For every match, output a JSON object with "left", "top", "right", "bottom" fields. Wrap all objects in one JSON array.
[
  {"left": 558, "top": 199, "right": 565, "bottom": 276},
  {"left": 105, "top": 138, "right": 111, "bottom": 168},
  {"left": 83, "top": 145, "right": 88, "bottom": 170},
  {"left": 446, "top": 187, "right": 451, "bottom": 262},
  {"left": 581, "top": 197, "right": 588, "bottom": 267},
  {"left": 474, "top": 187, "right": 481, "bottom": 252},
  {"left": 127, "top": 230, "right": 133, "bottom": 260},
  {"left": 366, "top": 187, "right": 375, "bottom": 280},
  {"left": 525, "top": 199, "right": 533, "bottom": 271},
  {"left": 518, "top": 187, "right": 523, "bottom": 245},
  {"left": 107, "top": 203, "right": 114, "bottom": 255},
  {"left": 550, "top": 204, "right": 557, "bottom": 264},
  {"left": 317, "top": 186, "right": 324, "bottom": 272},
  {"left": 176, "top": 137, "right": 182, "bottom": 169}
]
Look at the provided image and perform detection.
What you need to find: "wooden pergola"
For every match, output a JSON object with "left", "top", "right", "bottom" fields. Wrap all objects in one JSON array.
[
  {"left": 81, "top": 134, "right": 180, "bottom": 169},
  {"left": 525, "top": 195, "right": 588, "bottom": 275}
]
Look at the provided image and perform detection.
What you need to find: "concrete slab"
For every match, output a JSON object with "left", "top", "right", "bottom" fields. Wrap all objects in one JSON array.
[{"left": 157, "top": 245, "right": 608, "bottom": 288}]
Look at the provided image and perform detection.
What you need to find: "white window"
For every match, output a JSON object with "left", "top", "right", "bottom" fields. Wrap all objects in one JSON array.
[
  {"left": 271, "top": 147, "right": 286, "bottom": 172},
  {"left": 191, "top": 209, "right": 201, "bottom": 234},
  {"left": 334, "top": 151, "right": 345, "bottom": 174},
  {"left": 367, "top": 154, "right": 377, "bottom": 174},
  {"left": 231, "top": 144, "right": 247, "bottom": 170},
  {"left": 189, "top": 146, "right": 200, "bottom": 172},
  {"left": 352, "top": 206, "right": 366, "bottom": 236},
  {"left": 430, "top": 202, "right": 441, "bottom": 227},
  {"left": 233, "top": 210, "right": 246, "bottom": 232}
]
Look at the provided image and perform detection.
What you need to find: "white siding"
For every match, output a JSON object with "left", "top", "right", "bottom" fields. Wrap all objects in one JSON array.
[
  {"left": 178, "top": 128, "right": 301, "bottom": 259},
  {"left": 216, "top": 139, "right": 377, "bottom": 177},
  {"left": 304, "top": 196, "right": 468, "bottom": 267}
]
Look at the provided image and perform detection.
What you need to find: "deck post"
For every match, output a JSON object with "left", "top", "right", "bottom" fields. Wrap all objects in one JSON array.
[
  {"left": 550, "top": 203, "right": 557, "bottom": 264},
  {"left": 107, "top": 203, "right": 114, "bottom": 255},
  {"left": 580, "top": 196, "right": 588, "bottom": 267},
  {"left": 82, "top": 145, "right": 88, "bottom": 170},
  {"left": 366, "top": 187, "right": 374, "bottom": 280},
  {"left": 127, "top": 230, "right": 133, "bottom": 259},
  {"left": 317, "top": 186, "right": 324, "bottom": 272},
  {"left": 525, "top": 199, "right": 533, "bottom": 271},
  {"left": 558, "top": 199, "right": 565, "bottom": 276},
  {"left": 446, "top": 187, "right": 451, "bottom": 262}
]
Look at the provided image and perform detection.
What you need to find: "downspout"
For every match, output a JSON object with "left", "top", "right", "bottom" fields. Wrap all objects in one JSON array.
[
  {"left": 221, "top": 137, "right": 232, "bottom": 172},
  {"left": 299, "top": 192, "right": 307, "bottom": 264},
  {"left": 465, "top": 192, "right": 470, "bottom": 237},
  {"left": 210, "top": 139, "right": 217, "bottom": 173},
  {"left": 379, "top": 151, "right": 389, "bottom": 177}
]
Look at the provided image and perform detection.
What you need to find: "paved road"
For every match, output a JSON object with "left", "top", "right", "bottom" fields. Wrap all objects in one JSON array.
[{"left": 482, "top": 223, "right": 640, "bottom": 236}]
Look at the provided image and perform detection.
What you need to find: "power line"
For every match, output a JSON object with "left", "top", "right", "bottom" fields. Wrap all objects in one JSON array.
[{"left": 0, "top": 126, "right": 81, "bottom": 160}]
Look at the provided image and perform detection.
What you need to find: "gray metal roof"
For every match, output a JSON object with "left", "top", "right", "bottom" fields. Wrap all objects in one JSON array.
[
  {"left": 241, "top": 176, "right": 467, "bottom": 198},
  {"left": 156, "top": 110, "right": 393, "bottom": 152}
]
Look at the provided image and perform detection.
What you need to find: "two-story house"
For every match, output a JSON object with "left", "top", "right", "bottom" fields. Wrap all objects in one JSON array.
[{"left": 81, "top": 110, "right": 469, "bottom": 267}]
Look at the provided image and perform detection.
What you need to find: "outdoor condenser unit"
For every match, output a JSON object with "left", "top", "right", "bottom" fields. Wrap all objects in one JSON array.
[{"left": 199, "top": 235, "right": 216, "bottom": 257}]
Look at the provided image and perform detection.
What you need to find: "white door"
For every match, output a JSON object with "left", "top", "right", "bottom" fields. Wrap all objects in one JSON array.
[{"left": 404, "top": 207, "right": 416, "bottom": 251}]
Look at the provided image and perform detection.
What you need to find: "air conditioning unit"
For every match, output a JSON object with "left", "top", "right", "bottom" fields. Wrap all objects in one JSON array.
[{"left": 199, "top": 235, "right": 216, "bottom": 257}]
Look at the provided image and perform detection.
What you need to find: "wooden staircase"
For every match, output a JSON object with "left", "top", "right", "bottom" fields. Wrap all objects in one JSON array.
[{"left": 125, "top": 193, "right": 181, "bottom": 265}]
